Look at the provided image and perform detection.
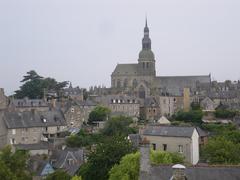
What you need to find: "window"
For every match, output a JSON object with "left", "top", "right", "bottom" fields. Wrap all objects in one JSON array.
[
  {"left": 10, "top": 138, "right": 15, "bottom": 144},
  {"left": 178, "top": 145, "right": 183, "bottom": 153},
  {"left": 12, "top": 129, "right": 16, "bottom": 135},
  {"left": 71, "top": 108, "right": 75, "bottom": 112},
  {"left": 152, "top": 143, "right": 156, "bottom": 150},
  {"left": 163, "top": 144, "right": 167, "bottom": 151}
]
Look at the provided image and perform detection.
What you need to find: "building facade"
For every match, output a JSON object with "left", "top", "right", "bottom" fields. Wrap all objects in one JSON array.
[{"left": 111, "top": 19, "right": 211, "bottom": 99}]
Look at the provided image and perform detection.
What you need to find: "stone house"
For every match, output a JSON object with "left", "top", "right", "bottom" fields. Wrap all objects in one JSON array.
[
  {"left": 158, "top": 96, "right": 182, "bottom": 116},
  {"left": 0, "top": 109, "right": 67, "bottom": 148},
  {"left": 0, "top": 88, "right": 8, "bottom": 110},
  {"left": 8, "top": 97, "right": 49, "bottom": 112},
  {"left": 139, "top": 141, "right": 240, "bottom": 180},
  {"left": 62, "top": 99, "right": 97, "bottom": 128},
  {"left": 50, "top": 148, "right": 84, "bottom": 176},
  {"left": 140, "top": 97, "right": 160, "bottom": 121},
  {"left": 200, "top": 97, "right": 217, "bottom": 111},
  {"left": 64, "top": 84, "right": 84, "bottom": 101},
  {"left": 141, "top": 125, "right": 199, "bottom": 165},
  {"left": 97, "top": 95, "right": 140, "bottom": 118}
]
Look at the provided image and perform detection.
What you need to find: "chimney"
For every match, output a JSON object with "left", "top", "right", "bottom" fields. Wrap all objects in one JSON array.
[
  {"left": 172, "top": 164, "right": 186, "bottom": 180},
  {"left": 139, "top": 138, "right": 151, "bottom": 180}
]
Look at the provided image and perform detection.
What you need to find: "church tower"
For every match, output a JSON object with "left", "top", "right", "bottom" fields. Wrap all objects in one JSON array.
[{"left": 138, "top": 18, "right": 156, "bottom": 76}]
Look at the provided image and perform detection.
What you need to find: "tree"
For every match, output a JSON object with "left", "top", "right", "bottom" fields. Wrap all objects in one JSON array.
[
  {"left": 202, "top": 137, "right": 240, "bottom": 164},
  {"left": 109, "top": 150, "right": 184, "bottom": 180},
  {"left": 88, "top": 106, "right": 111, "bottom": 124},
  {"left": 46, "top": 170, "right": 71, "bottom": 180},
  {"left": 15, "top": 70, "right": 68, "bottom": 99},
  {"left": 109, "top": 152, "right": 140, "bottom": 180},
  {"left": 150, "top": 150, "right": 184, "bottom": 165},
  {"left": 0, "top": 146, "right": 31, "bottom": 180},
  {"left": 101, "top": 116, "right": 137, "bottom": 136},
  {"left": 20, "top": 70, "right": 43, "bottom": 82},
  {"left": 71, "top": 176, "right": 82, "bottom": 180},
  {"left": 173, "top": 110, "right": 203, "bottom": 125},
  {"left": 66, "top": 130, "right": 104, "bottom": 148},
  {"left": 79, "top": 136, "right": 135, "bottom": 180}
]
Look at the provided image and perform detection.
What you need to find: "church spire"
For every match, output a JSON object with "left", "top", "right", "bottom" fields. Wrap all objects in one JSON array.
[
  {"left": 142, "top": 18, "right": 151, "bottom": 50},
  {"left": 145, "top": 16, "right": 148, "bottom": 27}
]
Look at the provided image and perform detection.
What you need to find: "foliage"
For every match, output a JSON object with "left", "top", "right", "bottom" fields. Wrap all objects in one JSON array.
[
  {"left": 0, "top": 146, "right": 31, "bottom": 180},
  {"left": 101, "top": 116, "right": 137, "bottom": 136},
  {"left": 88, "top": 106, "right": 111, "bottom": 124},
  {"left": 66, "top": 130, "right": 104, "bottom": 148},
  {"left": 79, "top": 136, "right": 135, "bottom": 180},
  {"left": 150, "top": 150, "right": 184, "bottom": 165},
  {"left": 71, "top": 176, "right": 82, "bottom": 180},
  {"left": 202, "top": 137, "right": 240, "bottom": 164},
  {"left": 46, "top": 170, "right": 71, "bottom": 180},
  {"left": 201, "top": 123, "right": 237, "bottom": 136},
  {"left": 109, "top": 150, "right": 184, "bottom": 180},
  {"left": 215, "top": 109, "right": 237, "bottom": 119},
  {"left": 191, "top": 102, "right": 201, "bottom": 111},
  {"left": 173, "top": 110, "right": 203, "bottom": 124},
  {"left": 15, "top": 70, "right": 68, "bottom": 99},
  {"left": 109, "top": 152, "right": 140, "bottom": 180}
]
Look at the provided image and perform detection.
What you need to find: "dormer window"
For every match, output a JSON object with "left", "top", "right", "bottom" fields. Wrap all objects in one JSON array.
[{"left": 67, "top": 158, "right": 74, "bottom": 165}]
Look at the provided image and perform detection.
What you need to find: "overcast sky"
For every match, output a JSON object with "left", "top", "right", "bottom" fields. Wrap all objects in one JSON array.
[{"left": 0, "top": 0, "right": 240, "bottom": 95}]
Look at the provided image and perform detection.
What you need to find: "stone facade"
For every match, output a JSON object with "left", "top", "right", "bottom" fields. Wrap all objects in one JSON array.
[
  {"left": 97, "top": 95, "right": 140, "bottom": 118},
  {"left": 141, "top": 126, "right": 199, "bottom": 165},
  {"left": 111, "top": 20, "right": 211, "bottom": 99},
  {"left": 140, "top": 97, "right": 160, "bottom": 121},
  {"left": 0, "top": 110, "right": 67, "bottom": 148},
  {"left": 63, "top": 100, "right": 96, "bottom": 128},
  {"left": 0, "top": 88, "right": 8, "bottom": 110}
]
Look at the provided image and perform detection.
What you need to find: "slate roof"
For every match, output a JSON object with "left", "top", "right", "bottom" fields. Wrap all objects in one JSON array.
[
  {"left": 150, "top": 165, "right": 240, "bottom": 180},
  {"left": 112, "top": 64, "right": 138, "bottom": 76},
  {"left": 4, "top": 110, "right": 67, "bottom": 129},
  {"left": 142, "top": 126, "right": 196, "bottom": 138},
  {"left": 10, "top": 98, "right": 48, "bottom": 107},
  {"left": 196, "top": 127, "right": 209, "bottom": 137},
  {"left": 15, "top": 141, "right": 52, "bottom": 150},
  {"left": 155, "top": 75, "right": 211, "bottom": 96},
  {"left": 50, "top": 148, "right": 84, "bottom": 176}
]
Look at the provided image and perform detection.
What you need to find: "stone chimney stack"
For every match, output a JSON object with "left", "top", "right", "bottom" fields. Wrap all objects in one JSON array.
[
  {"left": 172, "top": 164, "right": 187, "bottom": 180},
  {"left": 139, "top": 138, "right": 151, "bottom": 180}
]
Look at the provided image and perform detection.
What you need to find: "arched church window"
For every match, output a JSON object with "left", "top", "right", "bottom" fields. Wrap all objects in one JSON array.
[
  {"left": 133, "top": 79, "right": 138, "bottom": 88},
  {"left": 112, "top": 79, "right": 116, "bottom": 87},
  {"left": 142, "top": 62, "right": 145, "bottom": 69},
  {"left": 123, "top": 79, "right": 128, "bottom": 88},
  {"left": 117, "top": 79, "right": 121, "bottom": 88},
  {"left": 138, "top": 85, "right": 146, "bottom": 99},
  {"left": 146, "top": 62, "right": 149, "bottom": 68}
]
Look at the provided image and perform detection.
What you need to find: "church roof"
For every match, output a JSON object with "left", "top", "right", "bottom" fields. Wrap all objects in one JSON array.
[
  {"left": 155, "top": 75, "right": 211, "bottom": 96},
  {"left": 112, "top": 63, "right": 138, "bottom": 76}
]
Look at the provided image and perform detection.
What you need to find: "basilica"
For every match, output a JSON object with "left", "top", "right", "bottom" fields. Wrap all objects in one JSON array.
[{"left": 111, "top": 19, "right": 211, "bottom": 98}]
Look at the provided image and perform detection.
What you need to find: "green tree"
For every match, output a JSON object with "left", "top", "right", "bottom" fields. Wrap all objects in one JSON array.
[
  {"left": 66, "top": 130, "right": 104, "bottom": 148},
  {"left": 0, "top": 146, "right": 31, "bottom": 180},
  {"left": 88, "top": 106, "right": 111, "bottom": 124},
  {"left": 109, "top": 152, "right": 140, "bottom": 180},
  {"left": 109, "top": 150, "right": 184, "bottom": 180},
  {"left": 202, "top": 137, "right": 240, "bottom": 164},
  {"left": 173, "top": 110, "right": 203, "bottom": 125},
  {"left": 79, "top": 136, "right": 135, "bottom": 180},
  {"left": 15, "top": 70, "right": 68, "bottom": 99},
  {"left": 46, "top": 170, "right": 71, "bottom": 180},
  {"left": 150, "top": 150, "right": 184, "bottom": 165},
  {"left": 71, "top": 176, "right": 82, "bottom": 180},
  {"left": 101, "top": 116, "right": 137, "bottom": 136}
]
